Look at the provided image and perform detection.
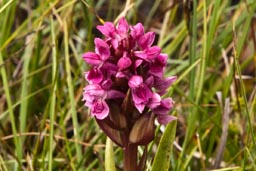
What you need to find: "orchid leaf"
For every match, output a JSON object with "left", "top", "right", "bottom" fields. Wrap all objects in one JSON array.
[
  {"left": 152, "top": 118, "right": 177, "bottom": 171},
  {"left": 105, "top": 137, "right": 116, "bottom": 171}
]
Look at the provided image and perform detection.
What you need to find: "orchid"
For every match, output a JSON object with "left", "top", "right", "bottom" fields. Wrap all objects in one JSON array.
[{"left": 82, "top": 17, "right": 176, "bottom": 171}]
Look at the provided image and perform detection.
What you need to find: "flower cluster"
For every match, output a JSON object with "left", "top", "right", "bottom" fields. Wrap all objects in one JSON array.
[{"left": 82, "top": 17, "right": 176, "bottom": 146}]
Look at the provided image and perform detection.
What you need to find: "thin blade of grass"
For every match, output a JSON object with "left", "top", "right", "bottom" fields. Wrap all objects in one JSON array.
[
  {"left": 63, "top": 20, "right": 83, "bottom": 166},
  {"left": 48, "top": 17, "right": 58, "bottom": 171}
]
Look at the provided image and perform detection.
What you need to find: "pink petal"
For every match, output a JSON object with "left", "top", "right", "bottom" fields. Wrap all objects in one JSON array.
[
  {"left": 91, "top": 99, "right": 109, "bottom": 119},
  {"left": 101, "top": 79, "right": 112, "bottom": 90},
  {"left": 128, "top": 75, "right": 143, "bottom": 88},
  {"left": 134, "top": 51, "right": 147, "bottom": 60},
  {"left": 138, "top": 32, "right": 155, "bottom": 50},
  {"left": 131, "top": 85, "right": 153, "bottom": 104},
  {"left": 135, "top": 103, "right": 145, "bottom": 113},
  {"left": 135, "top": 59, "right": 143, "bottom": 68},
  {"left": 157, "top": 115, "right": 177, "bottom": 125},
  {"left": 154, "top": 76, "right": 177, "bottom": 95},
  {"left": 130, "top": 23, "right": 144, "bottom": 39},
  {"left": 147, "top": 93, "right": 161, "bottom": 109},
  {"left": 153, "top": 98, "right": 174, "bottom": 115},
  {"left": 117, "top": 57, "right": 132, "bottom": 70},
  {"left": 145, "top": 76, "right": 154, "bottom": 87},
  {"left": 107, "top": 90, "right": 125, "bottom": 99},
  {"left": 117, "top": 17, "right": 129, "bottom": 35},
  {"left": 85, "top": 68, "right": 103, "bottom": 84},
  {"left": 95, "top": 38, "right": 110, "bottom": 60},
  {"left": 146, "top": 46, "right": 161, "bottom": 60},
  {"left": 82, "top": 52, "right": 101, "bottom": 66},
  {"left": 157, "top": 53, "right": 168, "bottom": 65},
  {"left": 84, "top": 84, "right": 105, "bottom": 97},
  {"left": 96, "top": 22, "right": 116, "bottom": 38}
]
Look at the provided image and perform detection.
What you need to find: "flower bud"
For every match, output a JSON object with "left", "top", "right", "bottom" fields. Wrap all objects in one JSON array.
[{"left": 129, "top": 113, "right": 156, "bottom": 145}]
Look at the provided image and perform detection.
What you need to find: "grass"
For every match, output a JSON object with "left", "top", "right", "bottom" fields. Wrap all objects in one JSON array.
[{"left": 0, "top": 0, "right": 256, "bottom": 170}]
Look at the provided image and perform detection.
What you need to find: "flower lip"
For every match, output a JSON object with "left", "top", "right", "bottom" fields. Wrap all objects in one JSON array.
[{"left": 91, "top": 99, "right": 109, "bottom": 120}]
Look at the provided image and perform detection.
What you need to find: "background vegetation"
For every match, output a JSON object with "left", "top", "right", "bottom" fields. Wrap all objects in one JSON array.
[{"left": 0, "top": 0, "right": 256, "bottom": 170}]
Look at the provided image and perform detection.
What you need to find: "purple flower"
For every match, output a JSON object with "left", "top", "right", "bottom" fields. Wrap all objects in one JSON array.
[
  {"left": 85, "top": 67, "right": 103, "bottom": 84},
  {"left": 96, "top": 22, "right": 116, "bottom": 38},
  {"left": 138, "top": 32, "right": 155, "bottom": 50},
  {"left": 82, "top": 38, "right": 110, "bottom": 67},
  {"left": 82, "top": 17, "right": 176, "bottom": 146},
  {"left": 149, "top": 53, "right": 168, "bottom": 77},
  {"left": 128, "top": 75, "right": 153, "bottom": 113},
  {"left": 130, "top": 23, "right": 144, "bottom": 39}
]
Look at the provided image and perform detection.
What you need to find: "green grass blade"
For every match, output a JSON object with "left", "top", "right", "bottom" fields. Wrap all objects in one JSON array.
[
  {"left": 63, "top": 20, "right": 83, "bottom": 166},
  {"left": 19, "top": 34, "right": 35, "bottom": 136},
  {"left": 0, "top": 52, "right": 21, "bottom": 170},
  {"left": 152, "top": 119, "right": 177, "bottom": 171},
  {"left": 48, "top": 17, "right": 58, "bottom": 171}
]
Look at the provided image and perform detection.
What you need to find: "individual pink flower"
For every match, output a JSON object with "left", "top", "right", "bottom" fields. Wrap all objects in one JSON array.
[{"left": 128, "top": 75, "right": 153, "bottom": 113}]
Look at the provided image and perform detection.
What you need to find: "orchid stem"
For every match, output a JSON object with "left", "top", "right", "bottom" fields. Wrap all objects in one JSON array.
[{"left": 123, "top": 143, "right": 138, "bottom": 171}]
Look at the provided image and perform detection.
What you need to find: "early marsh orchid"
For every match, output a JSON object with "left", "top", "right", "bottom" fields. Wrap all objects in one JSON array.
[{"left": 82, "top": 17, "right": 177, "bottom": 171}]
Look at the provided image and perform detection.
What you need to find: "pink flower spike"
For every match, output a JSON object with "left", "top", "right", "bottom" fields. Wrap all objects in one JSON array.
[
  {"left": 95, "top": 38, "right": 110, "bottom": 60},
  {"left": 96, "top": 22, "right": 116, "bottom": 38},
  {"left": 138, "top": 32, "right": 155, "bottom": 50},
  {"left": 118, "top": 57, "right": 132, "bottom": 70},
  {"left": 83, "top": 52, "right": 101, "bottom": 66},
  {"left": 117, "top": 17, "right": 129, "bottom": 35},
  {"left": 91, "top": 99, "right": 110, "bottom": 119},
  {"left": 128, "top": 75, "right": 143, "bottom": 88}
]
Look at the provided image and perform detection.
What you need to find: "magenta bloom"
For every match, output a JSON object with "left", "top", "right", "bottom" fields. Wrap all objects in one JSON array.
[{"left": 82, "top": 17, "right": 176, "bottom": 147}]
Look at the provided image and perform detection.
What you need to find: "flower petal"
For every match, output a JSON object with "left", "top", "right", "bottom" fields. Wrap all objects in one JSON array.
[
  {"left": 157, "top": 115, "right": 176, "bottom": 125},
  {"left": 153, "top": 98, "right": 174, "bottom": 115},
  {"left": 154, "top": 76, "right": 177, "bottom": 95},
  {"left": 96, "top": 22, "right": 116, "bottom": 38},
  {"left": 145, "top": 46, "right": 161, "bottom": 60},
  {"left": 138, "top": 32, "right": 155, "bottom": 49},
  {"left": 85, "top": 67, "right": 103, "bottom": 84},
  {"left": 117, "top": 57, "right": 132, "bottom": 70},
  {"left": 147, "top": 93, "right": 161, "bottom": 109},
  {"left": 107, "top": 90, "right": 125, "bottom": 99},
  {"left": 117, "top": 17, "right": 129, "bottom": 35},
  {"left": 130, "top": 23, "right": 144, "bottom": 39},
  {"left": 82, "top": 52, "right": 101, "bottom": 66},
  {"left": 95, "top": 38, "right": 110, "bottom": 60},
  {"left": 91, "top": 99, "right": 109, "bottom": 119},
  {"left": 128, "top": 75, "right": 143, "bottom": 88},
  {"left": 134, "top": 103, "right": 145, "bottom": 113}
]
